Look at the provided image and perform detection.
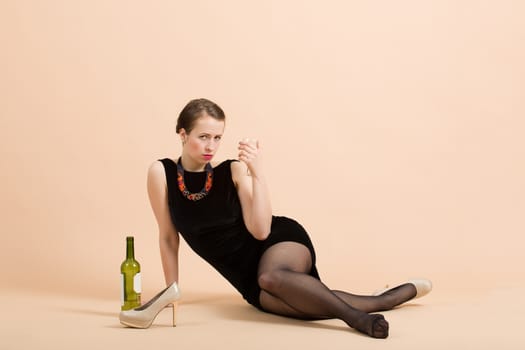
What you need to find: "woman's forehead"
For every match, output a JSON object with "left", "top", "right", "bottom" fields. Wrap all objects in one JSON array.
[{"left": 192, "top": 115, "right": 225, "bottom": 133}]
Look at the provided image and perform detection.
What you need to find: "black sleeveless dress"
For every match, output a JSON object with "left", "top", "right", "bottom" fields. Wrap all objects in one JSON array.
[{"left": 160, "top": 158, "right": 320, "bottom": 309}]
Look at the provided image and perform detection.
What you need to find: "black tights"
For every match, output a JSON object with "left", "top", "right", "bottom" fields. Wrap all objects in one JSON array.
[{"left": 257, "top": 242, "right": 417, "bottom": 339}]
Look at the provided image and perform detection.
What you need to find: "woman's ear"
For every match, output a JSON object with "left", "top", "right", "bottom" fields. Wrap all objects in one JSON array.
[{"left": 179, "top": 129, "right": 187, "bottom": 144}]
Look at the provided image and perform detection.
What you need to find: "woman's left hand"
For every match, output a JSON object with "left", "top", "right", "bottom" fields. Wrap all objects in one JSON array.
[
  {"left": 235, "top": 138, "right": 272, "bottom": 239},
  {"left": 238, "top": 138, "right": 263, "bottom": 178}
]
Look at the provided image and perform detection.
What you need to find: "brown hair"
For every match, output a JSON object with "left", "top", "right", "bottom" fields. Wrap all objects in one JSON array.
[{"left": 176, "top": 98, "right": 226, "bottom": 134}]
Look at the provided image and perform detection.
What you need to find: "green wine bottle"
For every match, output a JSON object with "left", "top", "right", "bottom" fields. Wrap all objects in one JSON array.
[{"left": 120, "top": 236, "right": 141, "bottom": 310}]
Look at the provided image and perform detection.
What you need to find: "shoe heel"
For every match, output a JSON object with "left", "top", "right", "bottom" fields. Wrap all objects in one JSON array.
[
  {"left": 171, "top": 302, "right": 178, "bottom": 327},
  {"left": 119, "top": 282, "right": 181, "bottom": 329}
]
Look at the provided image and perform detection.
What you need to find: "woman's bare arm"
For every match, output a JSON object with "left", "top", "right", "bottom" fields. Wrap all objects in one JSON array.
[
  {"left": 147, "top": 160, "right": 180, "bottom": 285},
  {"left": 232, "top": 139, "right": 272, "bottom": 240}
]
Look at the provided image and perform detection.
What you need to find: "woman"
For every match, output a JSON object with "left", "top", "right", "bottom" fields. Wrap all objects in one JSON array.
[{"left": 119, "top": 98, "right": 432, "bottom": 338}]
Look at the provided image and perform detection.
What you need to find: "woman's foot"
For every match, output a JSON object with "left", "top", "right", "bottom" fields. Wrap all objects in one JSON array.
[
  {"left": 373, "top": 278, "right": 432, "bottom": 300},
  {"left": 353, "top": 313, "right": 389, "bottom": 338}
]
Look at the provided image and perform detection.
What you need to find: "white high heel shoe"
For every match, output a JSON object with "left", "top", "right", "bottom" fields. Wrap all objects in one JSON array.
[
  {"left": 373, "top": 278, "right": 432, "bottom": 299},
  {"left": 119, "top": 282, "right": 181, "bottom": 328}
]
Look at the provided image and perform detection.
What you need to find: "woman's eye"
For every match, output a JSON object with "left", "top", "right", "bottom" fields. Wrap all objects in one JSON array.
[
  {"left": 214, "top": 136, "right": 221, "bottom": 141},
  {"left": 199, "top": 135, "right": 208, "bottom": 140}
]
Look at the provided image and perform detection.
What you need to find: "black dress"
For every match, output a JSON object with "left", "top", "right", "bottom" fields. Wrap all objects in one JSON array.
[{"left": 160, "top": 158, "right": 320, "bottom": 309}]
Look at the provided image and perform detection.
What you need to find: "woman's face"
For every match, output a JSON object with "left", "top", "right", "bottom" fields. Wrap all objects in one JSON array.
[{"left": 180, "top": 114, "right": 225, "bottom": 168}]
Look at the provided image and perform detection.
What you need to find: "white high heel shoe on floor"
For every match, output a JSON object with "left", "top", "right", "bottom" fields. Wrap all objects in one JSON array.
[
  {"left": 373, "top": 278, "right": 432, "bottom": 299},
  {"left": 119, "top": 282, "right": 181, "bottom": 328}
]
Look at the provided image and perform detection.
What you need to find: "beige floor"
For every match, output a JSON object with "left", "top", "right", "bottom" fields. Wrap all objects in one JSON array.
[{"left": 2, "top": 285, "right": 523, "bottom": 350}]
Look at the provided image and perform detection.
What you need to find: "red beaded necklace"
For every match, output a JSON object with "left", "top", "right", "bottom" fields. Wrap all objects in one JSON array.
[{"left": 176, "top": 157, "right": 213, "bottom": 201}]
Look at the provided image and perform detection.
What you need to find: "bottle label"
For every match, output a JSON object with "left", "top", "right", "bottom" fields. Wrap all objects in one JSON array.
[{"left": 133, "top": 272, "right": 142, "bottom": 293}]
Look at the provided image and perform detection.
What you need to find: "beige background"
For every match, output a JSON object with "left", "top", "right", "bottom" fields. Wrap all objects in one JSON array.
[{"left": 1, "top": 1, "right": 524, "bottom": 349}]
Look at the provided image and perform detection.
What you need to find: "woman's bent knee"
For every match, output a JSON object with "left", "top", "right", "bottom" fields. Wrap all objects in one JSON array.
[{"left": 258, "top": 270, "right": 286, "bottom": 292}]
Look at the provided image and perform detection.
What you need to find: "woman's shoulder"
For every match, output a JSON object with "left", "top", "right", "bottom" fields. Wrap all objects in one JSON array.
[
  {"left": 148, "top": 160, "right": 169, "bottom": 180},
  {"left": 228, "top": 159, "right": 244, "bottom": 170},
  {"left": 229, "top": 159, "right": 248, "bottom": 182},
  {"left": 147, "top": 160, "right": 169, "bottom": 196},
  {"left": 148, "top": 158, "right": 175, "bottom": 173},
  {"left": 156, "top": 158, "right": 175, "bottom": 166},
  {"left": 213, "top": 158, "right": 239, "bottom": 169}
]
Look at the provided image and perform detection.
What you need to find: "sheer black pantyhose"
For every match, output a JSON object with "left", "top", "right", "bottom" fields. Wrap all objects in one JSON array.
[
  {"left": 333, "top": 284, "right": 417, "bottom": 313},
  {"left": 257, "top": 242, "right": 417, "bottom": 339}
]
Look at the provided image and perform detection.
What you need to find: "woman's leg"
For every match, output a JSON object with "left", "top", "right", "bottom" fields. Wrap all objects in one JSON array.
[
  {"left": 257, "top": 242, "right": 389, "bottom": 338},
  {"left": 260, "top": 284, "right": 418, "bottom": 315},
  {"left": 332, "top": 285, "right": 417, "bottom": 313}
]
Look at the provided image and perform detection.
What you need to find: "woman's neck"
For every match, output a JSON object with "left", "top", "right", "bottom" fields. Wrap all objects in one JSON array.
[{"left": 179, "top": 155, "right": 205, "bottom": 172}]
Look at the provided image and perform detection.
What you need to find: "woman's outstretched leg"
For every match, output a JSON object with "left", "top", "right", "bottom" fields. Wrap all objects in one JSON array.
[
  {"left": 257, "top": 242, "right": 389, "bottom": 338},
  {"left": 332, "top": 284, "right": 417, "bottom": 313}
]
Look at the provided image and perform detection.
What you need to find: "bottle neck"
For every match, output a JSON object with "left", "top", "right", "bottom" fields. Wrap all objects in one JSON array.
[{"left": 126, "top": 237, "right": 135, "bottom": 259}]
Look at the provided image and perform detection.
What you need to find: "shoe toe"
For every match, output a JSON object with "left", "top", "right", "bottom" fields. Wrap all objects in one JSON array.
[{"left": 409, "top": 278, "right": 432, "bottom": 299}]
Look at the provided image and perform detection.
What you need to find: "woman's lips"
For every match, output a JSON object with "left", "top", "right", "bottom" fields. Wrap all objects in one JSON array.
[{"left": 203, "top": 154, "right": 213, "bottom": 160}]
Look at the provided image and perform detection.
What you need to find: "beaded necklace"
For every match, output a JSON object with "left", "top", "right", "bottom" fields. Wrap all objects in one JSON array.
[{"left": 176, "top": 157, "right": 213, "bottom": 201}]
